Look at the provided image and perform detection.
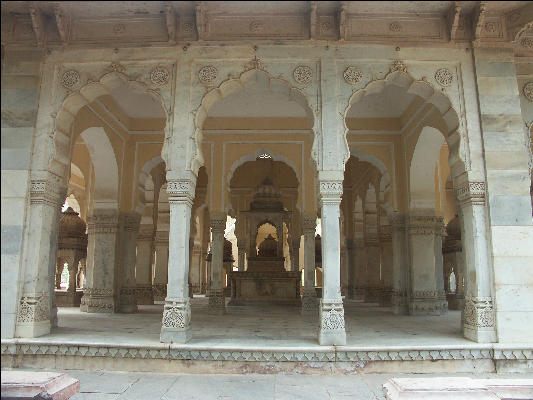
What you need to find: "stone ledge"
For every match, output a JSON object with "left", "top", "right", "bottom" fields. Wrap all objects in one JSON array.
[{"left": 1, "top": 370, "right": 79, "bottom": 399}]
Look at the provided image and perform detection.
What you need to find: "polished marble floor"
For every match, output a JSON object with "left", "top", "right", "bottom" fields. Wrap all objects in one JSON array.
[{"left": 39, "top": 296, "right": 473, "bottom": 349}]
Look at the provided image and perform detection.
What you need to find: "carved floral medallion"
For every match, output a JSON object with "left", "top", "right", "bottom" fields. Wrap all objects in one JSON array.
[
  {"left": 150, "top": 66, "right": 170, "bottom": 86},
  {"left": 293, "top": 66, "right": 312, "bottom": 85},
  {"left": 523, "top": 82, "right": 533, "bottom": 102},
  {"left": 61, "top": 70, "right": 80, "bottom": 89},
  {"left": 198, "top": 65, "right": 218, "bottom": 84},
  {"left": 435, "top": 68, "right": 453, "bottom": 87},
  {"left": 343, "top": 66, "right": 363, "bottom": 85}
]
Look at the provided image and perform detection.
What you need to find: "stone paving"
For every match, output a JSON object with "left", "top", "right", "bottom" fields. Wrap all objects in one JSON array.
[
  {"left": 3, "top": 369, "right": 531, "bottom": 400},
  {"left": 46, "top": 297, "right": 468, "bottom": 348}
]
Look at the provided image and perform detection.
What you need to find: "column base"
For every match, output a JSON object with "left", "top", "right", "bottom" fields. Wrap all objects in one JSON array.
[
  {"left": 15, "top": 321, "right": 50, "bottom": 338},
  {"left": 15, "top": 294, "right": 51, "bottom": 338},
  {"left": 208, "top": 290, "right": 225, "bottom": 315},
  {"left": 160, "top": 298, "right": 191, "bottom": 343},
  {"left": 152, "top": 284, "right": 167, "bottom": 302},
  {"left": 409, "top": 291, "right": 446, "bottom": 315},
  {"left": 462, "top": 296, "right": 496, "bottom": 343},
  {"left": 301, "top": 292, "right": 318, "bottom": 315},
  {"left": 135, "top": 285, "right": 154, "bottom": 305},
  {"left": 379, "top": 288, "right": 393, "bottom": 307},
  {"left": 318, "top": 299, "right": 346, "bottom": 345},
  {"left": 391, "top": 290, "right": 409, "bottom": 315},
  {"left": 463, "top": 325, "right": 497, "bottom": 343},
  {"left": 364, "top": 286, "right": 381, "bottom": 303},
  {"left": 353, "top": 286, "right": 365, "bottom": 302},
  {"left": 118, "top": 287, "right": 138, "bottom": 313},
  {"left": 80, "top": 288, "right": 114, "bottom": 313}
]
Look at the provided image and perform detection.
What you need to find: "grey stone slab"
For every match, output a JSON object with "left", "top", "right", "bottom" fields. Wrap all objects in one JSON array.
[
  {"left": 1, "top": 88, "right": 39, "bottom": 110},
  {"left": 1, "top": 127, "right": 34, "bottom": 150},
  {"left": 1, "top": 109, "right": 37, "bottom": 128},
  {"left": 482, "top": 132, "right": 527, "bottom": 152},
  {"left": 475, "top": 62, "right": 516, "bottom": 78},
  {"left": 486, "top": 170, "right": 531, "bottom": 196},
  {"left": 74, "top": 371, "right": 140, "bottom": 394},
  {"left": 488, "top": 195, "right": 533, "bottom": 226},
  {"left": 478, "top": 95, "right": 522, "bottom": 116},
  {"left": 70, "top": 394, "right": 120, "bottom": 400},
  {"left": 0, "top": 225, "right": 23, "bottom": 255},
  {"left": 116, "top": 375, "right": 177, "bottom": 400},
  {"left": 480, "top": 114, "right": 525, "bottom": 133},
  {"left": 1, "top": 149, "right": 31, "bottom": 170}
]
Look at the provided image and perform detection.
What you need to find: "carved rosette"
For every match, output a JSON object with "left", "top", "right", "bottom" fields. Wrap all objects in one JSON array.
[
  {"left": 343, "top": 66, "right": 363, "bottom": 85},
  {"left": 463, "top": 296, "right": 495, "bottom": 328},
  {"left": 320, "top": 300, "right": 345, "bottom": 331},
  {"left": 455, "top": 181, "right": 486, "bottom": 207},
  {"left": 61, "top": 70, "right": 80, "bottom": 89},
  {"left": 293, "top": 66, "right": 313, "bottom": 85},
  {"left": 162, "top": 298, "right": 191, "bottom": 328},
  {"left": 106, "top": 62, "right": 126, "bottom": 74},
  {"left": 80, "top": 288, "right": 114, "bottom": 312},
  {"left": 389, "top": 21, "right": 402, "bottom": 33},
  {"left": 198, "top": 65, "right": 218, "bottom": 84},
  {"left": 523, "top": 82, "right": 533, "bottom": 102},
  {"left": 17, "top": 294, "right": 50, "bottom": 324},
  {"left": 150, "top": 66, "right": 170, "bottom": 86},
  {"left": 435, "top": 68, "right": 453, "bottom": 87}
]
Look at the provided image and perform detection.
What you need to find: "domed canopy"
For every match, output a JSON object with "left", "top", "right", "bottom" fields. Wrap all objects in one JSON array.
[
  {"left": 59, "top": 207, "right": 87, "bottom": 239},
  {"left": 258, "top": 234, "right": 278, "bottom": 257},
  {"left": 250, "top": 177, "right": 284, "bottom": 211}
]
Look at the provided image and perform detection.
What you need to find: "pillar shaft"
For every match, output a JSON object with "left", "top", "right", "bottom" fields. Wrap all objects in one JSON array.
[
  {"left": 160, "top": 176, "right": 196, "bottom": 343},
  {"left": 118, "top": 212, "right": 141, "bottom": 313},
  {"left": 135, "top": 226, "right": 154, "bottom": 305},
  {"left": 391, "top": 213, "right": 409, "bottom": 314},
  {"left": 153, "top": 232, "right": 169, "bottom": 302},
  {"left": 318, "top": 179, "right": 346, "bottom": 345},
  {"left": 237, "top": 240, "right": 246, "bottom": 272},
  {"left": 208, "top": 213, "right": 226, "bottom": 314},
  {"left": 302, "top": 216, "right": 318, "bottom": 314}
]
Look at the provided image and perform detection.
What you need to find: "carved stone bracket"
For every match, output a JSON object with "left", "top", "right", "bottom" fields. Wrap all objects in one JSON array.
[
  {"left": 463, "top": 295, "right": 495, "bottom": 328},
  {"left": 455, "top": 181, "right": 486, "bottom": 207}
]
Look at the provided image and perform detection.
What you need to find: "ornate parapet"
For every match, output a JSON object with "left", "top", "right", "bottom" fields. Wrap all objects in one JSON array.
[
  {"left": 160, "top": 298, "right": 191, "bottom": 343},
  {"left": 80, "top": 288, "right": 114, "bottom": 313},
  {"left": 455, "top": 181, "right": 486, "bottom": 208}
]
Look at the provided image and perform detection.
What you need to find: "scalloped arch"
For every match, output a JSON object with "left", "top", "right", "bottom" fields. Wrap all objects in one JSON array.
[
  {"left": 51, "top": 72, "right": 168, "bottom": 185},
  {"left": 191, "top": 68, "right": 316, "bottom": 175},
  {"left": 136, "top": 155, "right": 165, "bottom": 214}
]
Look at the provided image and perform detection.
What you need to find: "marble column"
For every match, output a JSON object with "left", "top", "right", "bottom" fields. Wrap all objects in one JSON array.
[
  {"left": 318, "top": 179, "right": 346, "bottom": 345},
  {"left": 408, "top": 214, "right": 447, "bottom": 315},
  {"left": 301, "top": 215, "right": 318, "bottom": 314},
  {"left": 352, "top": 208, "right": 366, "bottom": 301},
  {"left": 364, "top": 241, "right": 381, "bottom": 303},
  {"left": 455, "top": 178, "right": 496, "bottom": 342},
  {"left": 209, "top": 212, "right": 226, "bottom": 315},
  {"left": 152, "top": 231, "right": 169, "bottom": 302},
  {"left": 55, "top": 258, "right": 64, "bottom": 289},
  {"left": 79, "top": 258, "right": 87, "bottom": 288},
  {"left": 160, "top": 176, "right": 196, "bottom": 343},
  {"left": 237, "top": 239, "right": 246, "bottom": 272},
  {"left": 391, "top": 212, "right": 409, "bottom": 315},
  {"left": 290, "top": 237, "right": 300, "bottom": 273},
  {"left": 379, "top": 230, "right": 393, "bottom": 307},
  {"left": 276, "top": 224, "right": 283, "bottom": 258},
  {"left": 15, "top": 178, "right": 65, "bottom": 338},
  {"left": 135, "top": 225, "right": 154, "bottom": 305},
  {"left": 67, "top": 253, "right": 81, "bottom": 298},
  {"left": 80, "top": 208, "right": 120, "bottom": 313},
  {"left": 118, "top": 212, "right": 141, "bottom": 313},
  {"left": 345, "top": 239, "right": 355, "bottom": 299}
]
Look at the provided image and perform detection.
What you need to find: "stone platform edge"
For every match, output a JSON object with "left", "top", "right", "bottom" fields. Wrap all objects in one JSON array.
[{"left": 2, "top": 340, "right": 532, "bottom": 363}]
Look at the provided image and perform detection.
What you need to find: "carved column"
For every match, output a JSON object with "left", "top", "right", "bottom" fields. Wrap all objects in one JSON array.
[
  {"left": 67, "top": 254, "right": 81, "bottom": 296},
  {"left": 55, "top": 258, "right": 64, "bottom": 289},
  {"left": 301, "top": 215, "right": 318, "bottom": 314},
  {"left": 408, "top": 214, "right": 447, "bottom": 315},
  {"left": 135, "top": 225, "right": 154, "bottom": 305},
  {"left": 209, "top": 212, "right": 226, "bottom": 315},
  {"left": 15, "top": 178, "right": 65, "bottom": 338},
  {"left": 364, "top": 207, "right": 381, "bottom": 303},
  {"left": 318, "top": 180, "right": 346, "bottom": 345},
  {"left": 379, "top": 226, "right": 393, "bottom": 307},
  {"left": 391, "top": 212, "right": 409, "bottom": 314},
  {"left": 290, "top": 237, "right": 300, "bottom": 273},
  {"left": 80, "top": 209, "right": 119, "bottom": 313},
  {"left": 152, "top": 231, "right": 169, "bottom": 302},
  {"left": 118, "top": 212, "right": 141, "bottom": 313},
  {"left": 237, "top": 239, "right": 246, "bottom": 272},
  {"left": 455, "top": 179, "right": 496, "bottom": 342},
  {"left": 160, "top": 176, "right": 196, "bottom": 343},
  {"left": 353, "top": 209, "right": 366, "bottom": 301}
]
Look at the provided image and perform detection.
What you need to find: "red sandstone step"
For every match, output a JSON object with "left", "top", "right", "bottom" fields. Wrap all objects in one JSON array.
[{"left": 1, "top": 371, "right": 79, "bottom": 400}]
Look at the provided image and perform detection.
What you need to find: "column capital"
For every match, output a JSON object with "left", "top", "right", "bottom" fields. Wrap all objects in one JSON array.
[
  {"left": 154, "top": 230, "right": 169, "bottom": 245},
  {"left": 455, "top": 181, "right": 486, "bottom": 207},
  {"left": 87, "top": 210, "right": 120, "bottom": 234},
  {"left": 210, "top": 212, "right": 227, "bottom": 233},
  {"left": 408, "top": 215, "right": 445, "bottom": 236},
  {"left": 30, "top": 178, "right": 66, "bottom": 207},
  {"left": 390, "top": 212, "right": 408, "bottom": 229},
  {"left": 137, "top": 225, "right": 155, "bottom": 241},
  {"left": 318, "top": 180, "right": 343, "bottom": 204},
  {"left": 167, "top": 176, "right": 196, "bottom": 205},
  {"left": 120, "top": 212, "right": 141, "bottom": 232}
]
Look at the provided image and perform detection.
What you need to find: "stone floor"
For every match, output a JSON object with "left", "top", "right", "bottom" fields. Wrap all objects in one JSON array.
[
  {"left": 44, "top": 296, "right": 471, "bottom": 348},
  {"left": 3, "top": 368, "right": 531, "bottom": 400}
]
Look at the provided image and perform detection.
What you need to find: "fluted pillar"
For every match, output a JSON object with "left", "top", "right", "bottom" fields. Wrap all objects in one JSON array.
[
  {"left": 318, "top": 178, "right": 346, "bottom": 345},
  {"left": 209, "top": 212, "right": 226, "bottom": 315},
  {"left": 80, "top": 209, "right": 120, "bottom": 313},
  {"left": 152, "top": 231, "right": 169, "bottom": 302},
  {"left": 118, "top": 212, "right": 141, "bottom": 313},
  {"left": 301, "top": 215, "right": 318, "bottom": 314},
  {"left": 160, "top": 175, "right": 196, "bottom": 343},
  {"left": 455, "top": 178, "right": 496, "bottom": 342},
  {"left": 135, "top": 225, "right": 154, "bottom": 305}
]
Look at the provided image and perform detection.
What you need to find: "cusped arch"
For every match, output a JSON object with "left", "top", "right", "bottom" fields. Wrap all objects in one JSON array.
[
  {"left": 137, "top": 155, "right": 166, "bottom": 213},
  {"left": 51, "top": 72, "right": 168, "bottom": 184},
  {"left": 344, "top": 69, "right": 462, "bottom": 174},
  {"left": 348, "top": 146, "right": 393, "bottom": 215},
  {"left": 191, "top": 68, "right": 316, "bottom": 174}
]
